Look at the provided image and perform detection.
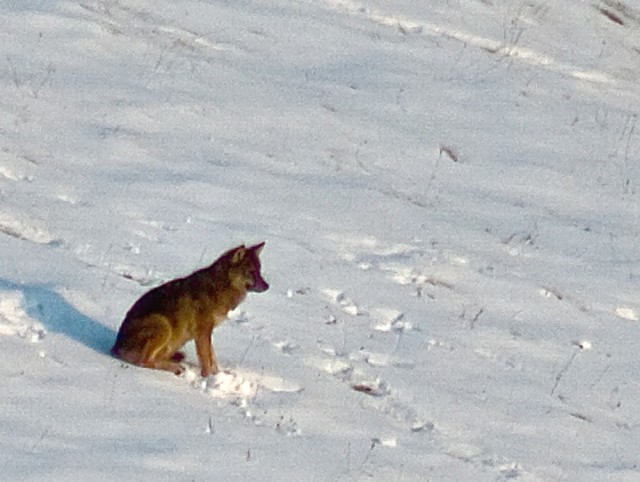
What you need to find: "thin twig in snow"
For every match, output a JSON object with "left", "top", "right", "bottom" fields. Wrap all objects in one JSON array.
[{"left": 551, "top": 349, "right": 579, "bottom": 396}]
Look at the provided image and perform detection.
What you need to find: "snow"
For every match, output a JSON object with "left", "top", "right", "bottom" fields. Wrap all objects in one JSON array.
[{"left": 1, "top": 0, "right": 640, "bottom": 480}]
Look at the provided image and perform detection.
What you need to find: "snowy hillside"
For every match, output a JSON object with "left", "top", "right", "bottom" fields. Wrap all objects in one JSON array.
[{"left": 1, "top": 0, "right": 640, "bottom": 480}]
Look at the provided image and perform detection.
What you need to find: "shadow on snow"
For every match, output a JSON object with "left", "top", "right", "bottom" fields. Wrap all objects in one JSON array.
[{"left": 0, "top": 278, "right": 116, "bottom": 355}]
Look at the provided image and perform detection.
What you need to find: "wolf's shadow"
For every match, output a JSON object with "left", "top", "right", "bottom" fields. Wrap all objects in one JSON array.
[{"left": 0, "top": 279, "right": 116, "bottom": 354}]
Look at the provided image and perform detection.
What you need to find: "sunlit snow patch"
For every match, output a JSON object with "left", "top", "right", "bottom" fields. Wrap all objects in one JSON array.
[
  {"left": 205, "top": 371, "right": 259, "bottom": 399},
  {"left": 372, "top": 436, "right": 398, "bottom": 448},
  {"left": 259, "top": 374, "right": 304, "bottom": 393},
  {"left": 0, "top": 290, "right": 46, "bottom": 342},
  {"left": 615, "top": 307, "right": 638, "bottom": 321},
  {"left": 186, "top": 369, "right": 302, "bottom": 400}
]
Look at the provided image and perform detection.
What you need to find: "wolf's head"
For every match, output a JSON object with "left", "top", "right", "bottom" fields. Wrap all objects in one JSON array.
[{"left": 227, "top": 242, "right": 269, "bottom": 293}]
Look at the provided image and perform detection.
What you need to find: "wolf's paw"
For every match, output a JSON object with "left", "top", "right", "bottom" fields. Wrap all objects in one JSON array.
[{"left": 201, "top": 366, "right": 219, "bottom": 378}]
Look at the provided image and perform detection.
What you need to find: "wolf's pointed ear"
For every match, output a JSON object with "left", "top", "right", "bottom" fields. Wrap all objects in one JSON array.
[
  {"left": 231, "top": 245, "right": 247, "bottom": 264},
  {"left": 250, "top": 241, "right": 265, "bottom": 256}
]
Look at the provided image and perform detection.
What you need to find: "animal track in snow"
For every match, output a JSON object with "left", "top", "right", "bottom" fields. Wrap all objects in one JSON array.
[
  {"left": 386, "top": 266, "right": 455, "bottom": 292},
  {"left": 327, "top": 234, "right": 467, "bottom": 305},
  {"left": 537, "top": 285, "right": 591, "bottom": 314},
  {"left": 327, "top": 234, "right": 423, "bottom": 270},
  {"left": 0, "top": 212, "right": 60, "bottom": 245},
  {"left": 272, "top": 339, "right": 299, "bottom": 355},
  {"left": 370, "top": 307, "right": 415, "bottom": 333},
  {"left": 328, "top": 233, "right": 463, "bottom": 302},
  {"left": 185, "top": 369, "right": 303, "bottom": 436},
  {"left": 350, "top": 349, "right": 415, "bottom": 369},
  {"left": 111, "top": 264, "right": 163, "bottom": 287},
  {"left": 306, "top": 350, "right": 431, "bottom": 433},
  {"left": 321, "top": 288, "right": 364, "bottom": 316},
  {"left": 308, "top": 354, "right": 390, "bottom": 395}
]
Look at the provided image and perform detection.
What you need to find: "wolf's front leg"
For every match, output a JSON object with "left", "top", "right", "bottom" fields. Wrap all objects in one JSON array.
[{"left": 195, "top": 328, "right": 218, "bottom": 377}]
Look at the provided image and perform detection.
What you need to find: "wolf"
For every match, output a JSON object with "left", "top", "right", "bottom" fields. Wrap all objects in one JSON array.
[{"left": 111, "top": 242, "right": 268, "bottom": 377}]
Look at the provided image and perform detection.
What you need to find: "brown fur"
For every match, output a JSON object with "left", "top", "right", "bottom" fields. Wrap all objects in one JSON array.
[{"left": 111, "top": 243, "right": 268, "bottom": 377}]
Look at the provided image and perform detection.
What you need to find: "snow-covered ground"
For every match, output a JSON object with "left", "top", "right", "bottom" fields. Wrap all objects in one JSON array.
[{"left": 1, "top": 0, "right": 640, "bottom": 480}]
